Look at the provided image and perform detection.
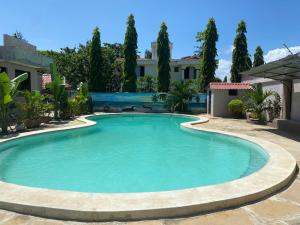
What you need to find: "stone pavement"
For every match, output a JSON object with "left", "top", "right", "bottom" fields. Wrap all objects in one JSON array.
[{"left": 0, "top": 116, "right": 299, "bottom": 225}]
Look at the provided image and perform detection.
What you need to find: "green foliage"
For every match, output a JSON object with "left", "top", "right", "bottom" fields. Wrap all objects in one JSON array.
[
  {"left": 18, "top": 91, "right": 52, "bottom": 128},
  {"left": 137, "top": 75, "right": 157, "bottom": 93},
  {"left": 60, "top": 82, "right": 90, "bottom": 118},
  {"left": 214, "top": 77, "right": 222, "bottom": 82},
  {"left": 102, "top": 47, "right": 124, "bottom": 92},
  {"left": 223, "top": 76, "right": 228, "bottom": 82},
  {"left": 89, "top": 27, "right": 104, "bottom": 92},
  {"left": 40, "top": 42, "right": 124, "bottom": 92},
  {"left": 20, "top": 91, "right": 46, "bottom": 120},
  {"left": 230, "top": 20, "right": 251, "bottom": 82},
  {"left": 228, "top": 99, "right": 244, "bottom": 118},
  {"left": 48, "top": 63, "right": 65, "bottom": 119},
  {"left": 243, "top": 83, "right": 274, "bottom": 121},
  {"left": 40, "top": 44, "right": 90, "bottom": 88},
  {"left": 253, "top": 46, "right": 264, "bottom": 67},
  {"left": 0, "top": 72, "right": 28, "bottom": 133},
  {"left": 75, "top": 82, "right": 89, "bottom": 115},
  {"left": 198, "top": 18, "right": 219, "bottom": 91},
  {"left": 266, "top": 93, "right": 281, "bottom": 121},
  {"left": 123, "top": 14, "right": 138, "bottom": 92},
  {"left": 157, "top": 22, "right": 171, "bottom": 92},
  {"left": 144, "top": 49, "right": 152, "bottom": 59},
  {"left": 165, "top": 81, "right": 197, "bottom": 112}
]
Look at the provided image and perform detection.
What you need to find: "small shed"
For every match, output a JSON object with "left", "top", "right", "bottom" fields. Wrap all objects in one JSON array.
[{"left": 207, "top": 82, "right": 251, "bottom": 117}]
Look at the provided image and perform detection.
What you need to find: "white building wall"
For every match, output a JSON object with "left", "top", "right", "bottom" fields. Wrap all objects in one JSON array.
[
  {"left": 210, "top": 90, "right": 246, "bottom": 117},
  {"left": 0, "top": 61, "right": 42, "bottom": 91},
  {"left": 291, "top": 79, "right": 300, "bottom": 121}
]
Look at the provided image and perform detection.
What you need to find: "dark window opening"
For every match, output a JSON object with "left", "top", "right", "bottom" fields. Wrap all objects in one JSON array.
[
  {"left": 15, "top": 70, "right": 31, "bottom": 91},
  {"left": 174, "top": 67, "right": 179, "bottom": 72},
  {"left": 228, "top": 89, "right": 238, "bottom": 96},
  {"left": 0, "top": 67, "right": 7, "bottom": 73},
  {"left": 193, "top": 68, "right": 197, "bottom": 79},
  {"left": 140, "top": 66, "right": 145, "bottom": 77},
  {"left": 184, "top": 67, "right": 190, "bottom": 79}
]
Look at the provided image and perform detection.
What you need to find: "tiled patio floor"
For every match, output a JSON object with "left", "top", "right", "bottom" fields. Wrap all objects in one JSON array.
[{"left": 0, "top": 116, "right": 299, "bottom": 225}]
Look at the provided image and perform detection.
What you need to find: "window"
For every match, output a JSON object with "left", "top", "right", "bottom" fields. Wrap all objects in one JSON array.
[
  {"left": 184, "top": 67, "right": 190, "bottom": 79},
  {"left": 140, "top": 66, "right": 145, "bottom": 77},
  {"left": 228, "top": 89, "right": 238, "bottom": 96},
  {"left": 193, "top": 68, "right": 197, "bottom": 79},
  {"left": 15, "top": 70, "right": 31, "bottom": 91},
  {"left": 0, "top": 67, "right": 7, "bottom": 73},
  {"left": 174, "top": 67, "right": 179, "bottom": 72}
]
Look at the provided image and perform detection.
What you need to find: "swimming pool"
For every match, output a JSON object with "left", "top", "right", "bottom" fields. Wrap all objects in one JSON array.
[{"left": 0, "top": 114, "right": 268, "bottom": 193}]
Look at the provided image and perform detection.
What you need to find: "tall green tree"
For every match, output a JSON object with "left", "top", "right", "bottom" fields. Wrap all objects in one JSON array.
[
  {"left": 230, "top": 20, "right": 251, "bottom": 82},
  {"left": 253, "top": 46, "right": 264, "bottom": 67},
  {"left": 89, "top": 27, "right": 104, "bottom": 92},
  {"left": 198, "top": 18, "right": 219, "bottom": 91},
  {"left": 223, "top": 76, "right": 228, "bottom": 82},
  {"left": 157, "top": 22, "right": 171, "bottom": 92},
  {"left": 123, "top": 14, "right": 138, "bottom": 92}
]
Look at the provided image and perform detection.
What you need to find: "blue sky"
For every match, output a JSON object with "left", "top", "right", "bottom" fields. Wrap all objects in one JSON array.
[{"left": 1, "top": 0, "right": 300, "bottom": 78}]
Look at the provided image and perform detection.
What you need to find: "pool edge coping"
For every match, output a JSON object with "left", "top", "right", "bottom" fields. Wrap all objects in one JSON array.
[{"left": 0, "top": 113, "right": 296, "bottom": 221}]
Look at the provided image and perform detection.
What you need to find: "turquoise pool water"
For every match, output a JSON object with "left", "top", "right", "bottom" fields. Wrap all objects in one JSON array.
[{"left": 0, "top": 114, "right": 268, "bottom": 193}]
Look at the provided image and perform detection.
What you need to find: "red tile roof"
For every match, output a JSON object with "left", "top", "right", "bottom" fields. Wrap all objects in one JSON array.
[{"left": 209, "top": 82, "right": 251, "bottom": 90}]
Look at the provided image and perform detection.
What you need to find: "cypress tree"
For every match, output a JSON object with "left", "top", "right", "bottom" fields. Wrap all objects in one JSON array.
[
  {"left": 223, "top": 76, "right": 227, "bottom": 82},
  {"left": 230, "top": 20, "right": 251, "bottom": 82},
  {"left": 253, "top": 46, "right": 264, "bottom": 67},
  {"left": 157, "top": 22, "right": 171, "bottom": 92},
  {"left": 89, "top": 27, "right": 103, "bottom": 91},
  {"left": 123, "top": 14, "right": 138, "bottom": 92},
  {"left": 199, "top": 17, "right": 219, "bottom": 91}
]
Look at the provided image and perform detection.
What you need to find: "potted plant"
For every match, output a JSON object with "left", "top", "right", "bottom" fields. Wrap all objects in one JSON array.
[{"left": 243, "top": 83, "right": 274, "bottom": 124}]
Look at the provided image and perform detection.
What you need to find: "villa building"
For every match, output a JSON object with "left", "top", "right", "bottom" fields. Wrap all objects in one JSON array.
[
  {"left": 136, "top": 42, "right": 200, "bottom": 81},
  {"left": 0, "top": 34, "right": 53, "bottom": 91}
]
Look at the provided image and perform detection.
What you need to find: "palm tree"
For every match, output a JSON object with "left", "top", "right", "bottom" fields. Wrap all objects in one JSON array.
[
  {"left": 243, "top": 83, "right": 274, "bottom": 121},
  {"left": 166, "top": 81, "right": 197, "bottom": 112}
]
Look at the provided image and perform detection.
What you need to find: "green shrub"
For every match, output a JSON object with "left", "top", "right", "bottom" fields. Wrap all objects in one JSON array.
[{"left": 228, "top": 99, "right": 244, "bottom": 118}]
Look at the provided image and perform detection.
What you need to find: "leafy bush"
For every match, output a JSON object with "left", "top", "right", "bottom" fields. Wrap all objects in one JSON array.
[
  {"left": 137, "top": 75, "right": 157, "bottom": 93},
  {"left": 18, "top": 91, "right": 50, "bottom": 128},
  {"left": 228, "top": 99, "right": 244, "bottom": 118},
  {"left": 266, "top": 92, "right": 281, "bottom": 121}
]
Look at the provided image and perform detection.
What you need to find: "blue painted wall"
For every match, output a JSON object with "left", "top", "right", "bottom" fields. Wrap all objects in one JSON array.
[{"left": 91, "top": 92, "right": 207, "bottom": 111}]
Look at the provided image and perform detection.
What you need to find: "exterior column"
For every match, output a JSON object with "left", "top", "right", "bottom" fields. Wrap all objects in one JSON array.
[
  {"left": 181, "top": 66, "right": 186, "bottom": 81},
  {"left": 282, "top": 80, "right": 293, "bottom": 120}
]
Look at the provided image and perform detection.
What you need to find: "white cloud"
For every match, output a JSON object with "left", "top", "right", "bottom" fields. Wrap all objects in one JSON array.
[
  {"left": 214, "top": 46, "right": 300, "bottom": 81},
  {"left": 224, "top": 45, "right": 234, "bottom": 54},
  {"left": 216, "top": 59, "right": 231, "bottom": 80},
  {"left": 264, "top": 46, "right": 300, "bottom": 63}
]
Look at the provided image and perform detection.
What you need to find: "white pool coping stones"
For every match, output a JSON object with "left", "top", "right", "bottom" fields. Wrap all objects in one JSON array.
[{"left": 0, "top": 113, "right": 296, "bottom": 222}]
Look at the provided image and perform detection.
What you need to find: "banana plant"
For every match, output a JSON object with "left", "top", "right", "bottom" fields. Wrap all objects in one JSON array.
[{"left": 0, "top": 72, "right": 28, "bottom": 133}]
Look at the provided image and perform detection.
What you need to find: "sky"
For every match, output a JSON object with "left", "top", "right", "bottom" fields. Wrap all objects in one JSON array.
[{"left": 1, "top": 0, "right": 300, "bottom": 79}]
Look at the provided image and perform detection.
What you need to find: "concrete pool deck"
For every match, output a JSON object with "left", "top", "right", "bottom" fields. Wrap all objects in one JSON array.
[{"left": 0, "top": 114, "right": 299, "bottom": 224}]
